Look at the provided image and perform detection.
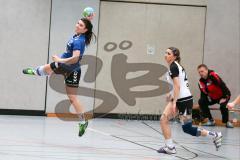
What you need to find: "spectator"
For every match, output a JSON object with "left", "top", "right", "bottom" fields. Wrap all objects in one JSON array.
[{"left": 197, "top": 64, "right": 233, "bottom": 128}]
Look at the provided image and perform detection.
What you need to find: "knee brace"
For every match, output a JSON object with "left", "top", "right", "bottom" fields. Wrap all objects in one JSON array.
[{"left": 182, "top": 120, "right": 200, "bottom": 137}]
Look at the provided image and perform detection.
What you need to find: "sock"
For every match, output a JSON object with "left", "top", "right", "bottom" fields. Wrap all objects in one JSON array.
[
  {"left": 206, "top": 130, "right": 216, "bottom": 138},
  {"left": 165, "top": 139, "right": 175, "bottom": 148},
  {"left": 77, "top": 113, "right": 86, "bottom": 124},
  {"left": 36, "top": 66, "right": 48, "bottom": 76}
]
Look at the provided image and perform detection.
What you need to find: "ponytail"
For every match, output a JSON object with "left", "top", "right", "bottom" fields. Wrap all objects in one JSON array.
[{"left": 81, "top": 18, "right": 96, "bottom": 46}]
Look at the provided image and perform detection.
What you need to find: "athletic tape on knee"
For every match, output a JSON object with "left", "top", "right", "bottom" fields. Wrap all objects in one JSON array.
[{"left": 182, "top": 120, "right": 198, "bottom": 137}]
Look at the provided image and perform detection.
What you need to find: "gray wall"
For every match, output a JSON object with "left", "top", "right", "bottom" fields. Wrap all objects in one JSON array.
[
  {"left": 93, "top": 0, "right": 240, "bottom": 117},
  {"left": 95, "top": 1, "right": 206, "bottom": 115},
  {"left": 0, "top": 0, "right": 51, "bottom": 110},
  {"left": 0, "top": 0, "right": 239, "bottom": 119},
  {"left": 204, "top": 0, "right": 240, "bottom": 99},
  {"left": 204, "top": 0, "right": 240, "bottom": 119}
]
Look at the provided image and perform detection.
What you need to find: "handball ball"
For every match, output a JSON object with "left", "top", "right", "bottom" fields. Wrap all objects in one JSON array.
[{"left": 83, "top": 7, "right": 94, "bottom": 17}]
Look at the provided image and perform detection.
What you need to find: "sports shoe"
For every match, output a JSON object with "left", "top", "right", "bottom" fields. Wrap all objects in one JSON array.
[
  {"left": 226, "top": 121, "right": 234, "bottom": 128},
  {"left": 23, "top": 68, "right": 36, "bottom": 75},
  {"left": 202, "top": 120, "right": 216, "bottom": 126},
  {"left": 213, "top": 132, "right": 222, "bottom": 151},
  {"left": 78, "top": 121, "right": 88, "bottom": 137},
  {"left": 157, "top": 145, "right": 177, "bottom": 154}
]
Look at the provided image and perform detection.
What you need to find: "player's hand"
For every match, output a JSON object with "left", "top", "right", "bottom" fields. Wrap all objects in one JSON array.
[
  {"left": 219, "top": 98, "right": 227, "bottom": 104},
  {"left": 86, "top": 13, "right": 95, "bottom": 21},
  {"left": 227, "top": 102, "right": 235, "bottom": 109},
  {"left": 52, "top": 55, "right": 61, "bottom": 62}
]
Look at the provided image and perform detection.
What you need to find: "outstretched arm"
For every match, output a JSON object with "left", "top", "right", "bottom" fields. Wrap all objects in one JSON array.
[
  {"left": 227, "top": 95, "right": 240, "bottom": 109},
  {"left": 235, "top": 96, "right": 240, "bottom": 105}
]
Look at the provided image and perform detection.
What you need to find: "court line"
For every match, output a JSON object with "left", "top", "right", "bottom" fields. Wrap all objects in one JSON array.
[
  {"left": 0, "top": 137, "right": 160, "bottom": 159},
  {"left": 0, "top": 139, "right": 161, "bottom": 159},
  {"left": 141, "top": 121, "right": 230, "bottom": 160},
  {"left": 112, "top": 120, "right": 235, "bottom": 159},
  {"left": 88, "top": 127, "right": 189, "bottom": 160},
  {"left": 111, "top": 122, "right": 198, "bottom": 159}
]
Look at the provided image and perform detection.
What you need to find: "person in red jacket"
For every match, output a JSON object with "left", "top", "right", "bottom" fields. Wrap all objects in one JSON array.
[{"left": 197, "top": 64, "right": 233, "bottom": 128}]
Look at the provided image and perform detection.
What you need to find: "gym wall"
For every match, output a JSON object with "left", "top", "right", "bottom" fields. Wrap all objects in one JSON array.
[
  {"left": 0, "top": 0, "right": 239, "bottom": 119},
  {"left": 94, "top": 1, "right": 206, "bottom": 115},
  {"left": 204, "top": 0, "right": 240, "bottom": 119},
  {"left": 0, "top": 0, "right": 51, "bottom": 112}
]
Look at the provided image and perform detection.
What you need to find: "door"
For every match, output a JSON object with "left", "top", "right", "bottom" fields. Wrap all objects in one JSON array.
[{"left": 94, "top": 1, "right": 206, "bottom": 115}]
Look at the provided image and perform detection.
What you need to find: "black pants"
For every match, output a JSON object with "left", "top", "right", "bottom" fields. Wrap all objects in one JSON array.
[
  {"left": 198, "top": 95, "right": 229, "bottom": 123},
  {"left": 50, "top": 62, "right": 81, "bottom": 88}
]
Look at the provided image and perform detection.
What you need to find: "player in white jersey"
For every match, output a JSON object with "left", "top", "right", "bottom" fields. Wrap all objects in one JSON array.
[
  {"left": 157, "top": 47, "right": 223, "bottom": 154},
  {"left": 166, "top": 61, "right": 192, "bottom": 105}
]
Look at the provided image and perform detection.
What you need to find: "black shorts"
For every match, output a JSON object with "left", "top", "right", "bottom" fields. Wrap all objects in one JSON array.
[
  {"left": 50, "top": 62, "right": 81, "bottom": 88},
  {"left": 176, "top": 96, "right": 193, "bottom": 115}
]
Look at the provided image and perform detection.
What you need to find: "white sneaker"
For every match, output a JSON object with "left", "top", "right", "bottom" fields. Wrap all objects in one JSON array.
[
  {"left": 226, "top": 121, "right": 234, "bottom": 128},
  {"left": 213, "top": 132, "right": 222, "bottom": 151},
  {"left": 157, "top": 145, "right": 177, "bottom": 154},
  {"left": 202, "top": 120, "right": 216, "bottom": 126}
]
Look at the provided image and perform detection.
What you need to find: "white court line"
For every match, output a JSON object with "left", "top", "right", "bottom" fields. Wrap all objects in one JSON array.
[
  {"left": 88, "top": 127, "right": 190, "bottom": 160},
  {"left": 88, "top": 127, "right": 110, "bottom": 136}
]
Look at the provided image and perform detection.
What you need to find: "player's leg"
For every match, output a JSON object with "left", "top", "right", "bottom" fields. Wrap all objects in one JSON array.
[
  {"left": 198, "top": 96, "right": 215, "bottom": 126},
  {"left": 178, "top": 100, "right": 201, "bottom": 137},
  {"left": 219, "top": 99, "right": 234, "bottom": 128},
  {"left": 180, "top": 115, "right": 222, "bottom": 150},
  {"left": 157, "top": 102, "right": 177, "bottom": 154},
  {"left": 160, "top": 102, "right": 174, "bottom": 140},
  {"left": 65, "top": 70, "right": 88, "bottom": 137},
  {"left": 179, "top": 100, "right": 222, "bottom": 151},
  {"left": 23, "top": 63, "right": 55, "bottom": 76}
]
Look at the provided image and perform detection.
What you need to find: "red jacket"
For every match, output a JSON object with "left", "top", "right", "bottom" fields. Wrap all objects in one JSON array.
[{"left": 198, "top": 70, "right": 231, "bottom": 101}]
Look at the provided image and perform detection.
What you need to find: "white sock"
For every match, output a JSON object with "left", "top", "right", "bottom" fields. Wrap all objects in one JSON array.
[
  {"left": 206, "top": 130, "right": 216, "bottom": 138},
  {"left": 165, "top": 139, "right": 175, "bottom": 148},
  {"left": 77, "top": 113, "right": 86, "bottom": 124},
  {"left": 36, "top": 66, "right": 48, "bottom": 76}
]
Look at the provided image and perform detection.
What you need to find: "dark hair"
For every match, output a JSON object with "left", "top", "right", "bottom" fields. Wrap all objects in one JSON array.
[
  {"left": 168, "top": 47, "right": 181, "bottom": 63},
  {"left": 81, "top": 18, "right": 96, "bottom": 46},
  {"left": 197, "top": 64, "right": 208, "bottom": 70}
]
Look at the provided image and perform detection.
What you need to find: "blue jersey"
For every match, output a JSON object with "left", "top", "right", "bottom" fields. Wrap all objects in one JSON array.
[{"left": 59, "top": 34, "right": 86, "bottom": 71}]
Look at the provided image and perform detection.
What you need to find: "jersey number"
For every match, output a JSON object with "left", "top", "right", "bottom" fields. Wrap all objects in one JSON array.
[{"left": 182, "top": 68, "right": 189, "bottom": 87}]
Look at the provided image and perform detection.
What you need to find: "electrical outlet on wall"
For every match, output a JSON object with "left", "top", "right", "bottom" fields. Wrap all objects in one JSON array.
[{"left": 147, "top": 44, "right": 155, "bottom": 55}]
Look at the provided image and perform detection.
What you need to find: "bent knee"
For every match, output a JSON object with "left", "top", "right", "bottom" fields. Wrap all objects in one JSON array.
[{"left": 181, "top": 120, "right": 199, "bottom": 136}]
